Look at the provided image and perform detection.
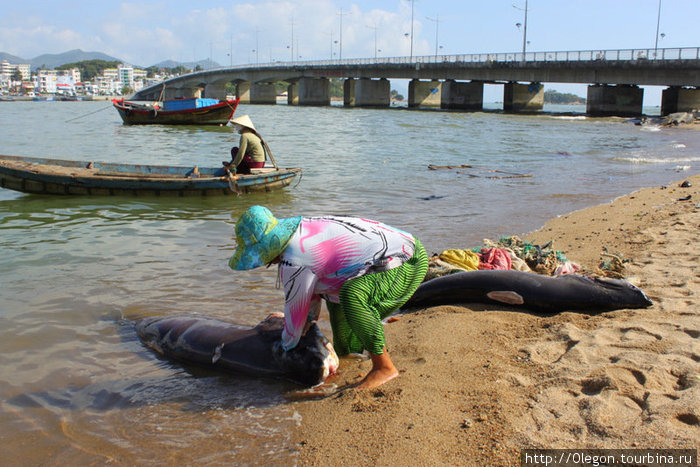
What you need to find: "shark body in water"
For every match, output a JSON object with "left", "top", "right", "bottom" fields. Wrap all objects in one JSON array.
[{"left": 136, "top": 314, "right": 339, "bottom": 387}]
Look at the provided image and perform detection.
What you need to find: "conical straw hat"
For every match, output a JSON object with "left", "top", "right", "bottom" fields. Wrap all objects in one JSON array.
[{"left": 230, "top": 114, "right": 256, "bottom": 132}]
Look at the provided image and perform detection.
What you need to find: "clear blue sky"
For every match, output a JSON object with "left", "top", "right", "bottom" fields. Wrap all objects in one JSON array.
[{"left": 1, "top": 0, "right": 698, "bottom": 102}]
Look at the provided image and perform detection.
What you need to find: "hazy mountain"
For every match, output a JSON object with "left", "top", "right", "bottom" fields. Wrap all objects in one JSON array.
[
  {"left": 1, "top": 49, "right": 123, "bottom": 70},
  {"left": 151, "top": 59, "right": 181, "bottom": 69},
  {"left": 0, "top": 52, "right": 25, "bottom": 64},
  {"left": 1, "top": 49, "right": 220, "bottom": 71},
  {"left": 29, "top": 49, "right": 123, "bottom": 70}
]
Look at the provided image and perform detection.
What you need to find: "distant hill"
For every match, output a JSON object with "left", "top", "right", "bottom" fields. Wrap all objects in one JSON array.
[
  {"left": 0, "top": 52, "right": 26, "bottom": 64},
  {"left": 1, "top": 49, "right": 219, "bottom": 71},
  {"left": 29, "top": 49, "right": 123, "bottom": 70},
  {"left": 151, "top": 59, "right": 181, "bottom": 69},
  {"left": 1, "top": 49, "right": 123, "bottom": 70}
]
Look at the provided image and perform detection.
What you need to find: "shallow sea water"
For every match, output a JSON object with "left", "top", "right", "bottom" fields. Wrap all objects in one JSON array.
[{"left": 0, "top": 100, "right": 698, "bottom": 465}]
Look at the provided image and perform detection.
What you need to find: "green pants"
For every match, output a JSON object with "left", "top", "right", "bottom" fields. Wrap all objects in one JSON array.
[{"left": 326, "top": 239, "right": 428, "bottom": 355}]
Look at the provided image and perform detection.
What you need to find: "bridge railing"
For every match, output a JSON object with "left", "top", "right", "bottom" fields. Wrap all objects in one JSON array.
[
  {"left": 199, "top": 46, "right": 699, "bottom": 73},
  {"left": 405, "top": 47, "right": 700, "bottom": 64}
]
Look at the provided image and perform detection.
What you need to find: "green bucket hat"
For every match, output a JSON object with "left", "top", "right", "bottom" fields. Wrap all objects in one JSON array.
[{"left": 229, "top": 206, "right": 302, "bottom": 270}]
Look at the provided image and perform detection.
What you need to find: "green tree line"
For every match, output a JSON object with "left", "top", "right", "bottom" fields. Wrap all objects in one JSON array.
[
  {"left": 544, "top": 89, "right": 585, "bottom": 104},
  {"left": 55, "top": 60, "right": 192, "bottom": 81},
  {"left": 55, "top": 60, "right": 121, "bottom": 81}
]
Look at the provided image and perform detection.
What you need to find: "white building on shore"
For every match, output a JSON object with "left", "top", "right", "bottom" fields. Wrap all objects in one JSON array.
[
  {"left": 0, "top": 60, "right": 31, "bottom": 92},
  {"left": 1, "top": 60, "right": 30, "bottom": 80},
  {"left": 35, "top": 68, "right": 82, "bottom": 95},
  {"left": 102, "top": 64, "right": 148, "bottom": 93}
]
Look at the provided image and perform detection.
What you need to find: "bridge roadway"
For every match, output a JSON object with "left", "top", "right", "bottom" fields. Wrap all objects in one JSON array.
[{"left": 133, "top": 47, "right": 700, "bottom": 117}]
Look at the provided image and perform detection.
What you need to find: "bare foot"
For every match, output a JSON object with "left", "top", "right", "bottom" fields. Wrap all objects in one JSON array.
[
  {"left": 356, "top": 367, "right": 399, "bottom": 389},
  {"left": 355, "top": 348, "right": 399, "bottom": 389}
]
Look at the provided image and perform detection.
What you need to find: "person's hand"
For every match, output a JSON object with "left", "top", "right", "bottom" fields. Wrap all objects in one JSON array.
[
  {"left": 255, "top": 312, "right": 285, "bottom": 332},
  {"left": 302, "top": 319, "right": 315, "bottom": 335}
]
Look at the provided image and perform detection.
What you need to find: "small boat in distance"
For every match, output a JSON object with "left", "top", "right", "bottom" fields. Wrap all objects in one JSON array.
[
  {"left": 112, "top": 97, "right": 240, "bottom": 125},
  {"left": 0, "top": 155, "right": 301, "bottom": 196}
]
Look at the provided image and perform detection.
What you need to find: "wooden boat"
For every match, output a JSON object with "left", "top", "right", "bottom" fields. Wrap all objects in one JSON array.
[
  {"left": 0, "top": 155, "right": 301, "bottom": 196},
  {"left": 112, "top": 97, "right": 240, "bottom": 125}
]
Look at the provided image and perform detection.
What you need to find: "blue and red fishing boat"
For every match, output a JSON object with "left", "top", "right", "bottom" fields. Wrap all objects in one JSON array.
[{"left": 112, "top": 97, "right": 240, "bottom": 125}]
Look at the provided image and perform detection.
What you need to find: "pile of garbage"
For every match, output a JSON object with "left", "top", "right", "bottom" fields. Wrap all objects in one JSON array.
[
  {"left": 426, "top": 235, "right": 630, "bottom": 281},
  {"left": 597, "top": 247, "right": 629, "bottom": 279}
]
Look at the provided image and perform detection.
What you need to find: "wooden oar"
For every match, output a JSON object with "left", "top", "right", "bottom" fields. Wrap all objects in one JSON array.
[
  {"left": 260, "top": 138, "right": 279, "bottom": 169},
  {"left": 428, "top": 164, "right": 473, "bottom": 170}
]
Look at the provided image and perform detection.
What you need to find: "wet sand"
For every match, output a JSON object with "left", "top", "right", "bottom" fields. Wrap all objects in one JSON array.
[{"left": 291, "top": 174, "right": 700, "bottom": 466}]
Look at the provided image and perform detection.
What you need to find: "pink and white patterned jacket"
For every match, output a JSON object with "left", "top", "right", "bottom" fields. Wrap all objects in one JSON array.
[{"left": 278, "top": 216, "right": 416, "bottom": 350}]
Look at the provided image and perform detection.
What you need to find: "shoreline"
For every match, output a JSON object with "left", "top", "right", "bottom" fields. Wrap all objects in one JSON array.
[{"left": 291, "top": 174, "right": 699, "bottom": 466}]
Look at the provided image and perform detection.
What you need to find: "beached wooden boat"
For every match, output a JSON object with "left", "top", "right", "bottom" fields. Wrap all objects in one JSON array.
[
  {"left": 0, "top": 155, "right": 301, "bottom": 196},
  {"left": 112, "top": 97, "right": 240, "bottom": 125}
]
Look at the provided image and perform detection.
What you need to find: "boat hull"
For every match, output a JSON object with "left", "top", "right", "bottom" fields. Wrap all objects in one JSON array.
[
  {"left": 0, "top": 155, "right": 301, "bottom": 196},
  {"left": 113, "top": 98, "right": 239, "bottom": 125}
]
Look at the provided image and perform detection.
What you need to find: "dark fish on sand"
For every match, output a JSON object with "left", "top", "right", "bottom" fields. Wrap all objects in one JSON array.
[
  {"left": 402, "top": 270, "right": 653, "bottom": 313},
  {"left": 136, "top": 314, "right": 339, "bottom": 387}
]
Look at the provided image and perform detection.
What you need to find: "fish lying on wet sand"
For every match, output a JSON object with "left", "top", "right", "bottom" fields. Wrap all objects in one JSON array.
[
  {"left": 136, "top": 314, "right": 339, "bottom": 387},
  {"left": 401, "top": 270, "right": 653, "bottom": 313}
]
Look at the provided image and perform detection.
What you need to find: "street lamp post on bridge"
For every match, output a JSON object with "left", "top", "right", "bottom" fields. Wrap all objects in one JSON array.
[
  {"left": 367, "top": 23, "right": 379, "bottom": 59},
  {"left": 254, "top": 28, "right": 260, "bottom": 64},
  {"left": 513, "top": 0, "right": 529, "bottom": 61},
  {"left": 409, "top": 0, "right": 415, "bottom": 60},
  {"left": 327, "top": 30, "right": 334, "bottom": 60},
  {"left": 228, "top": 34, "right": 233, "bottom": 67},
  {"left": 425, "top": 14, "right": 442, "bottom": 58},
  {"left": 338, "top": 8, "right": 350, "bottom": 61},
  {"left": 654, "top": 0, "right": 664, "bottom": 58},
  {"left": 289, "top": 17, "right": 295, "bottom": 62}
]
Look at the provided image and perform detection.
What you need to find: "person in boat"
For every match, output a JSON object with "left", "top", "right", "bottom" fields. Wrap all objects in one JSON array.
[
  {"left": 224, "top": 115, "right": 266, "bottom": 174},
  {"left": 228, "top": 206, "right": 428, "bottom": 389}
]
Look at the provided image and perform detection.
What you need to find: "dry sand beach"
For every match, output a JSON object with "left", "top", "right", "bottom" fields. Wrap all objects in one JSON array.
[{"left": 292, "top": 174, "right": 699, "bottom": 466}]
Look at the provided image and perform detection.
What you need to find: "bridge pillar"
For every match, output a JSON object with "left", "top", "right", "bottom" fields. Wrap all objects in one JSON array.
[
  {"left": 661, "top": 86, "right": 700, "bottom": 115},
  {"left": 203, "top": 83, "right": 228, "bottom": 100},
  {"left": 504, "top": 82, "right": 544, "bottom": 112},
  {"left": 236, "top": 82, "right": 251, "bottom": 103},
  {"left": 288, "top": 78, "right": 330, "bottom": 106},
  {"left": 343, "top": 78, "right": 355, "bottom": 106},
  {"left": 408, "top": 79, "right": 442, "bottom": 108},
  {"left": 586, "top": 84, "right": 643, "bottom": 117},
  {"left": 249, "top": 83, "right": 277, "bottom": 105},
  {"left": 162, "top": 87, "right": 180, "bottom": 100},
  {"left": 162, "top": 86, "right": 201, "bottom": 100},
  {"left": 441, "top": 80, "right": 484, "bottom": 110},
  {"left": 344, "top": 78, "right": 390, "bottom": 107}
]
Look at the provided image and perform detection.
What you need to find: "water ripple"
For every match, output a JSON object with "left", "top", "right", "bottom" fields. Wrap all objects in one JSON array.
[{"left": 0, "top": 101, "right": 698, "bottom": 465}]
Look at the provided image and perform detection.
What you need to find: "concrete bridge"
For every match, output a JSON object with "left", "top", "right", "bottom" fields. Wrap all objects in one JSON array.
[{"left": 133, "top": 46, "right": 700, "bottom": 117}]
